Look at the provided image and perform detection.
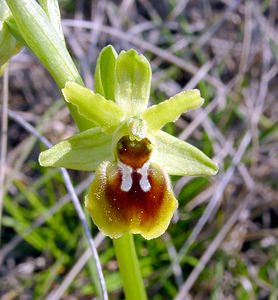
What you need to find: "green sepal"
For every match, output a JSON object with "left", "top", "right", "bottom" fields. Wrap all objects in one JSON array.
[
  {"left": 62, "top": 82, "right": 124, "bottom": 132},
  {"left": 115, "top": 49, "right": 151, "bottom": 116},
  {"left": 39, "top": 127, "right": 113, "bottom": 171},
  {"left": 142, "top": 89, "right": 204, "bottom": 131},
  {"left": 152, "top": 130, "right": 218, "bottom": 176},
  {"left": 94, "top": 45, "right": 118, "bottom": 100}
]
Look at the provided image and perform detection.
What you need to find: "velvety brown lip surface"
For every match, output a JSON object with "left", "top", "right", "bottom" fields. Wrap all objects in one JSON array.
[
  {"left": 105, "top": 165, "right": 166, "bottom": 227},
  {"left": 117, "top": 136, "right": 152, "bottom": 169}
]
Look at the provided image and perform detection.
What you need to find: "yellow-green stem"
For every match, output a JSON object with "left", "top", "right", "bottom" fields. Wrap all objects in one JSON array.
[{"left": 113, "top": 234, "right": 147, "bottom": 300}]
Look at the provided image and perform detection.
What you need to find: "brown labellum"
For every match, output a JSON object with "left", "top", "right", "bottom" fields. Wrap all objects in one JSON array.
[
  {"left": 105, "top": 164, "right": 165, "bottom": 227},
  {"left": 85, "top": 135, "right": 177, "bottom": 239},
  {"left": 85, "top": 161, "right": 178, "bottom": 239}
]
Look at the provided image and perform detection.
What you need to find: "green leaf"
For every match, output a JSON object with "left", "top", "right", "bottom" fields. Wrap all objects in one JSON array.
[
  {"left": 115, "top": 49, "right": 151, "bottom": 116},
  {"left": 142, "top": 89, "right": 204, "bottom": 131},
  {"left": 94, "top": 45, "right": 118, "bottom": 100},
  {"left": 0, "top": 0, "right": 11, "bottom": 20},
  {"left": 5, "top": 16, "right": 26, "bottom": 45},
  {"left": 0, "top": 1, "right": 22, "bottom": 71},
  {"left": 62, "top": 82, "right": 124, "bottom": 132},
  {"left": 39, "top": 127, "right": 113, "bottom": 171},
  {"left": 6, "top": 0, "right": 94, "bottom": 131},
  {"left": 0, "top": 20, "right": 22, "bottom": 70},
  {"left": 6, "top": 0, "right": 82, "bottom": 89},
  {"left": 152, "top": 130, "right": 218, "bottom": 176},
  {"left": 38, "top": 0, "right": 65, "bottom": 44}
]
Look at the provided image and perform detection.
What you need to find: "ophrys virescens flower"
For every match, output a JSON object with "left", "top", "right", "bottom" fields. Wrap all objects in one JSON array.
[{"left": 39, "top": 46, "right": 218, "bottom": 239}]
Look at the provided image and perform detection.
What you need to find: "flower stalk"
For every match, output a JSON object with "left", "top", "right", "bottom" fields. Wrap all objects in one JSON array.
[{"left": 113, "top": 234, "right": 147, "bottom": 300}]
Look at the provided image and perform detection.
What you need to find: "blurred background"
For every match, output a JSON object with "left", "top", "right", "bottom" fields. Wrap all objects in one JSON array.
[{"left": 1, "top": 0, "right": 278, "bottom": 299}]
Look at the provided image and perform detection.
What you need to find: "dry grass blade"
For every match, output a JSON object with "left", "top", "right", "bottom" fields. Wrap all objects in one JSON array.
[
  {"left": 175, "top": 197, "right": 250, "bottom": 300},
  {"left": 163, "top": 233, "right": 183, "bottom": 288},
  {"left": 46, "top": 233, "right": 105, "bottom": 300},
  {"left": 0, "top": 66, "right": 9, "bottom": 243},
  {"left": 0, "top": 174, "right": 94, "bottom": 264},
  {"left": 7, "top": 110, "right": 108, "bottom": 300},
  {"left": 62, "top": 19, "right": 225, "bottom": 91},
  {"left": 194, "top": 0, "right": 242, "bottom": 49},
  {"left": 174, "top": 130, "right": 252, "bottom": 273}
]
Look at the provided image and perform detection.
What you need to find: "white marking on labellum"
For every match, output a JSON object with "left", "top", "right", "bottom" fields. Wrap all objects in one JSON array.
[
  {"left": 118, "top": 161, "right": 151, "bottom": 193},
  {"left": 137, "top": 162, "right": 151, "bottom": 192},
  {"left": 118, "top": 161, "right": 133, "bottom": 192}
]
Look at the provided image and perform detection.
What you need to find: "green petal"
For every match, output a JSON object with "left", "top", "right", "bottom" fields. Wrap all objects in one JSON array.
[
  {"left": 152, "top": 131, "right": 218, "bottom": 176},
  {"left": 115, "top": 49, "right": 151, "bottom": 116},
  {"left": 142, "top": 89, "right": 204, "bottom": 131},
  {"left": 62, "top": 82, "right": 124, "bottom": 132},
  {"left": 39, "top": 128, "right": 113, "bottom": 171},
  {"left": 94, "top": 45, "right": 117, "bottom": 100}
]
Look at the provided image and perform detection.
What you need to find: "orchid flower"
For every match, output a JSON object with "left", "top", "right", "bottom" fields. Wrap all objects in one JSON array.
[{"left": 39, "top": 46, "right": 218, "bottom": 240}]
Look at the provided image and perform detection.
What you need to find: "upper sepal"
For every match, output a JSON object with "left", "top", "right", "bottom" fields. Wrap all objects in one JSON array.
[
  {"left": 115, "top": 49, "right": 151, "bottom": 116},
  {"left": 152, "top": 130, "right": 218, "bottom": 176},
  {"left": 39, "top": 127, "right": 113, "bottom": 171},
  {"left": 94, "top": 45, "right": 118, "bottom": 100}
]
